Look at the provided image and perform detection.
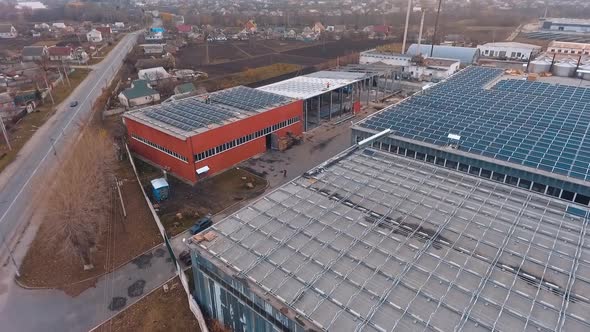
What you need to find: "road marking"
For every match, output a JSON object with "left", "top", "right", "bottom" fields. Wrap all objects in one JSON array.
[{"left": 0, "top": 33, "right": 137, "bottom": 228}]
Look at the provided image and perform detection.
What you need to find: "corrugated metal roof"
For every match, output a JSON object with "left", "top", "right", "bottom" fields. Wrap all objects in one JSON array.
[
  {"left": 191, "top": 147, "right": 590, "bottom": 332},
  {"left": 257, "top": 71, "right": 366, "bottom": 99},
  {"left": 407, "top": 44, "right": 480, "bottom": 65}
]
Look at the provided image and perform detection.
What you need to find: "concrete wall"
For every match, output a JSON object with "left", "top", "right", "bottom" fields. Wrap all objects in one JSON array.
[
  {"left": 125, "top": 118, "right": 195, "bottom": 181},
  {"left": 192, "top": 100, "right": 304, "bottom": 180},
  {"left": 360, "top": 52, "right": 412, "bottom": 67},
  {"left": 192, "top": 253, "right": 306, "bottom": 332}
]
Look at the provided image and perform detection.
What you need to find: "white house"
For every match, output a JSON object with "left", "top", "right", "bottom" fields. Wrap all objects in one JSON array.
[
  {"left": 138, "top": 67, "right": 171, "bottom": 82},
  {"left": 52, "top": 22, "right": 67, "bottom": 29},
  {"left": 48, "top": 46, "right": 74, "bottom": 61},
  {"left": 0, "top": 24, "right": 17, "bottom": 39},
  {"left": 477, "top": 42, "right": 542, "bottom": 61},
  {"left": 34, "top": 23, "right": 50, "bottom": 30},
  {"left": 145, "top": 32, "right": 163, "bottom": 41},
  {"left": 86, "top": 29, "right": 103, "bottom": 43},
  {"left": 407, "top": 58, "right": 460, "bottom": 81},
  {"left": 118, "top": 80, "right": 160, "bottom": 108},
  {"left": 114, "top": 22, "right": 125, "bottom": 29}
]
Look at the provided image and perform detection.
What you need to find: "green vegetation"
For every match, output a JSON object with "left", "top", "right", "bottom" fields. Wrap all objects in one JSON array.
[
  {"left": 375, "top": 43, "right": 403, "bottom": 53},
  {"left": 214, "top": 63, "right": 302, "bottom": 90}
]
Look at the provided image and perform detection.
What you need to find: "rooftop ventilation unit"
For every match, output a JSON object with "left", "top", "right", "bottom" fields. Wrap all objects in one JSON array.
[{"left": 447, "top": 133, "right": 461, "bottom": 150}]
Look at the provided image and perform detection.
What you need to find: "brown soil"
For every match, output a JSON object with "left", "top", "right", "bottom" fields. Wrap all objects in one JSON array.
[
  {"left": 95, "top": 277, "right": 200, "bottom": 332},
  {"left": 17, "top": 159, "right": 163, "bottom": 295},
  {"left": 136, "top": 161, "right": 267, "bottom": 236},
  {"left": 177, "top": 39, "right": 390, "bottom": 79}
]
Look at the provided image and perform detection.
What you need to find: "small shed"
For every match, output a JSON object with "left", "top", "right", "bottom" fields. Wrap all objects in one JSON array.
[{"left": 151, "top": 178, "right": 169, "bottom": 202}]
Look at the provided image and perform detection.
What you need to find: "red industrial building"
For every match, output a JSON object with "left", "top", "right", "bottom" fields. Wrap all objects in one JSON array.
[{"left": 124, "top": 86, "right": 302, "bottom": 182}]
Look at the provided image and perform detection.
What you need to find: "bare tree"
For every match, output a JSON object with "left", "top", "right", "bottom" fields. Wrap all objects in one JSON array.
[{"left": 44, "top": 128, "right": 116, "bottom": 270}]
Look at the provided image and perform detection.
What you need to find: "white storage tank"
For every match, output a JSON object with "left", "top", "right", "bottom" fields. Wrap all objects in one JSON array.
[
  {"left": 577, "top": 64, "right": 590, "bottom": 80},
  {"left": 552, "top": 61, "right": 577, "bottom": 77},
  {"left": 528, "top": 59, "right": 552, "bottom": 73}
]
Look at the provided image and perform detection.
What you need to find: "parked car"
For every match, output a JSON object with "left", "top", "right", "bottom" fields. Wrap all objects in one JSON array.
[
  {"left": 69, "top": 101, "right": 78, "bottom": 107},
  {"left": 189, "top": 215, "right": 212, "bottom": 235},
  {"left": 179, "top": 250, "right": 191, "bottom": 266}
]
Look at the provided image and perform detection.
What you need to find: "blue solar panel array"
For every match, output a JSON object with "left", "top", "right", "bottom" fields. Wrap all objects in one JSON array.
[
  {"left": 145, "top": 98, "right": 240, "bottom": 132},
  {"left": 143, "top": 86, "right": 292, "bottom": 133},
  {"left": 359, "top": 66, "right": 590, "bottom": 181},
  {"left": 210, "top": 86, "right": 293, "bottom": 113},
  {"left": 494, "top": 80, "right": 590, "bottom": 103},
  {"left": 524, "top": 31, "right": 590, "bottom": 43}
]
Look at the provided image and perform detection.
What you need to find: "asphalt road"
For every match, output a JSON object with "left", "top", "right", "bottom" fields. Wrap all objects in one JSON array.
[{"left": 0, "top": 31, "right": 139, "bottom": 273}]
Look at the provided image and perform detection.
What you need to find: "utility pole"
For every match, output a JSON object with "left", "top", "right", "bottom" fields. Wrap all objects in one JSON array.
[
  {"left": 43, "top": 73, "right": 55, "bottom": 105},
  {"left": 417, "top": 9, "right": 425, "bottom": 55},
  {"left": 401, "top": 0, "right": 412, "bottom": 54},
  {"left": 62, "top": 62, "right": 71, "bottom": 87},
  {"left": 0, "top": 116, "right": 11, "bottom": 151},
  {"left": 115, "top": 176, "right": 127, "bottom": 218},
  {"left": 431, "top": 0, "right": 444, "bottom": 57}
]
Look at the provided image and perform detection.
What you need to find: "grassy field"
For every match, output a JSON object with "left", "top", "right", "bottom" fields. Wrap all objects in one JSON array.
[
  {"left": 205, "top": 63, "right": 302, "bottom": 90},
  {"left": 0, "top": 68, "right": 91, "bottom": 173}
]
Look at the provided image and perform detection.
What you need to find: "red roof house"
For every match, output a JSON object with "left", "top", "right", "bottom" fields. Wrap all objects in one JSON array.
[
  {"left": 48, "top": 46, "right": 73, "bottom": 61},
  {"left": 176, "top": 24, "right": 192, "bottom": 33},
  {"left": 95, "top": 26, "right": 112, "bottom": 38},
  {"left": 372, "top": 25, "right": 391, "bottom": 34}
]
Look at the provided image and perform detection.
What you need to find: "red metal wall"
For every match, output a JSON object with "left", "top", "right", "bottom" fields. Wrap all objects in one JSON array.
[
  {"left": 125, "top": 118, "right": 196, "bottom": 181},
  {"left": 125, "top": 100, "right": 303, "bottom": 183},
  {"left": 191, "top": 100, "right": 304, "bottom": 179}
]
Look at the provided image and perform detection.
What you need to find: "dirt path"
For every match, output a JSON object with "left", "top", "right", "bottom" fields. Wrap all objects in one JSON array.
[{"left": 231, "top": 43, "right": 254, "bottom": 58}]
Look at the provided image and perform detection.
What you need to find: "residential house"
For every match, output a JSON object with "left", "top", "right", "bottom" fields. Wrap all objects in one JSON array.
[
  {"left": 138, "top": 67, "right": 171, "bottom": 82},
  {"left": 34, "top": 23, "right": 50, "bottom": 30},
  {"left": 95, "top": 26, "right": 112, "bottom": 41},
  {"left": 141, "top": 44, "right": 164, "bottom": 55},
  {"left": 176, "top": 24, "right": 192, "bottom": 34},
  {"left": 31, "top": 30, "right": 41, "bottom": 38},
  {"left": 312, "top": 22, "right": 325, "bottom": 34},
  {"left": 114, "top": 22, "right": 125, "bottom": 29},
  {"left": 118, "top": 80, "right": 160, "bottom": 108},
  {"left": 285, "top": 29, "right": 297, "bottom": 39},
  {"left": 174, "top": 82, "right": 195, "bottom": 95},
  {"left": 52, "top": 22, "right": 67, "bottom": 29},
  {"left": 48, "top": 46, "right": 73, "bottom": 61},
  {"left": 73, "top": 47, "right": 89, "bottom": 63},
  {"left": 244, "top": 20, "right": 257, "bottom": 33},
  {"left": 86, "top": 29, "right": 102, "bottom": 43},
  {"left": 145, "top": 32, "right": 163, "bottom": 41},
  {"left": 22, "top": 45, "right": 48, "bottom": 61},
  {"left": 0, "top": 24, "right": 17, "bottom": 39}
]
